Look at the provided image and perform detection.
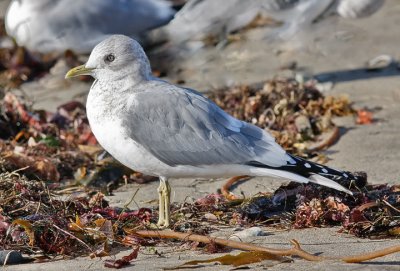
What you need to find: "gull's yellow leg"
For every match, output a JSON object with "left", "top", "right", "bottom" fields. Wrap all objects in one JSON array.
[
  {"left": 163, "top": 179, "right": 171, "bottom": 228},
  {"left": 157, "top": 177, "right": 171, "bottom": 228},
  {"left": 157, "top": 179, "right": 165, "bottom": 227}
]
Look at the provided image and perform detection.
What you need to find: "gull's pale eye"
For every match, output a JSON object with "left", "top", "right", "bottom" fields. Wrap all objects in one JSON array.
[{"left": 104, "top": 54, "right": 115, "bottom": 63}]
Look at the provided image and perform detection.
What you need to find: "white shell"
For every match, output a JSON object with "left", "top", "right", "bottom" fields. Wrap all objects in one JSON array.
[
  {"left": 337, "top": 0, "right": 385, "bottom": 19},
  {"left": 366, "top": 54, "right": 393, "bottom": 71},
  {"left": 228, "top": 227, "right": 265, "bottom": 241}
]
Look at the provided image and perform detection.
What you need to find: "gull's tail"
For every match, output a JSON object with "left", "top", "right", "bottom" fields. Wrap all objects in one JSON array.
[{"left": 248, "top": 154, "right": 367, "bottom": 195}]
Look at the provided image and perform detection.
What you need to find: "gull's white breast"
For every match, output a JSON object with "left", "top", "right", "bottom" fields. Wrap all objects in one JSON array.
[{"left": 86, "top": 88, "right": 169, "bottom": 176}]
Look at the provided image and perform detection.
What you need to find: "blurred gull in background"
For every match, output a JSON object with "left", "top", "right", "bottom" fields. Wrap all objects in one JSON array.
[
  {"left": 5, "top": 0, "right": 175, "bottom": 53},
  {"left": 4, "top": 0, "right": 385, "bottom": 55},
  {"left": 152, "top": 0, "right": 263, "bottom": 44},
  {"left": 264, "top": 0, "right": 385, "bottom": 42},
  {"left": 149, "top": 0, "right": 385, "bottom": 46}
]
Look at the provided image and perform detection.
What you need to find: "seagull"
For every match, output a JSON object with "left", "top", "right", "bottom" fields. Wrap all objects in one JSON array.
[
  {"left": 149, "top": 0, "right": 385, "bottom": 46},
  {"left": 65, "top": 35, "right": 366, "bottom": 228},
  {"left": 5, "top": 0, "right": 175, "bottom": 53}
]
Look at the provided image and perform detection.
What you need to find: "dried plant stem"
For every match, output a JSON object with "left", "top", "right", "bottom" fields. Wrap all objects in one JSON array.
[
  {"left": 341, "top": 245, "right": 400, "bottom": 263},
  {"left": 221, "top": 176, "right": 249, "bottom": 200},
  {"left": 134, "top": 230, "right": 400, "bottom": 263},
  {"left": 382, "top": 199, "right": 400, "bottom": 213},
  {"left": 135, "top": 230, "right": 321, "bottom": 261},
  {"left": 52, "top": 225, "right": 93, "bottom": 253},
  {"left": 308, "top": 126, "right": 340, "bottom": 152}
]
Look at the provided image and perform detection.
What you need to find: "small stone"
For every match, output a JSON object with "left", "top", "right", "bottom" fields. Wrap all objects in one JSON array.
[
  {"left": 204, "top": 213, "right": 218, "bottom": 221},
  {"left": 366, "top": 55, "right": 393, "bottom": 71},
  {"left": 228, "top": 227, "right": 265, "bottom": 241}
]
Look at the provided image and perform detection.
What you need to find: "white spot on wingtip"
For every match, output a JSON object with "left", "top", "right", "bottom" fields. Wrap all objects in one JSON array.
[
  {"left": 322, "top": 168, "right": 329, "bottom": 173},
  {"left": 343, "top": 173, "right": 348, "bottom": 178},
  {"left": 304, "top": 163, "right": 311, "bottom": 168}
]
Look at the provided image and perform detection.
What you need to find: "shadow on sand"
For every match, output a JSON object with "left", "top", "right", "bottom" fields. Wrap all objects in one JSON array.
[{"left": 314, "top": 63, "right": 399, "bottom": 83}]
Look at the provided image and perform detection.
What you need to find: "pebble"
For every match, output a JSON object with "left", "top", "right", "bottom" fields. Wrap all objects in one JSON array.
[
  {"left": 228, "top": 227, "right": 265, "bottom": 241},
  {"left": 204, "top": 213, "right": 218, "bottom": 221},
  {"left": 366, "top": 55, "right": 393, "bottom": 71}
]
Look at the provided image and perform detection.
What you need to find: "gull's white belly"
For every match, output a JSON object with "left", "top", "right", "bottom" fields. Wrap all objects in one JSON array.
[
  {"left": 88, "top": 118, "right": 254, "bottom": 178},
  {"left": 89, "top": 118, "right": 168, "bottom": 176}
]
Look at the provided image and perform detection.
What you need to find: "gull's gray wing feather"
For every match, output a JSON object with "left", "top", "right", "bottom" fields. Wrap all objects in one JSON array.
[{"left": 122, "top": 82, "right": 291, "bottom": 167}]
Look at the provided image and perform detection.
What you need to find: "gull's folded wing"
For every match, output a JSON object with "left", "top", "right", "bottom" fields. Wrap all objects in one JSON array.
[{"left": 122, "top": 83, "right": 290, "bottom": 168}]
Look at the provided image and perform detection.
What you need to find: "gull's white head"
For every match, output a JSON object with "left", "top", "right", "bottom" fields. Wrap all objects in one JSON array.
[{"left": 66, "top": 35, "right": 151, "bottom": 82}]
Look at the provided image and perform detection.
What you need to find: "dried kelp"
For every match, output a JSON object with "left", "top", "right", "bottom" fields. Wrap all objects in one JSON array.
[
  {"left": 164, "top": 181, "right": 399, "bottom": 239},
  {"left": 0, "top": 19, "right": 81, "bottom": 89},
  {"left": 166, "top": 250, "right": 288, "bottom": 269},
  {"left": 0, "top": 166, "right": 398, "bottom": 265},
  {"left": 239, "top": 183, "right": 400, "bottom": 239},
  {"left": 0, "top": 171, "right": 149, "bottom": 258},
  {"left": 0, "top": 92, "right": 153, "bottom": 189}
]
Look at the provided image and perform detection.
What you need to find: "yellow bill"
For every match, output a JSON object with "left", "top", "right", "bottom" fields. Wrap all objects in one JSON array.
[{"left": 65, "top": 65, "right": 94, "bottom": 78}]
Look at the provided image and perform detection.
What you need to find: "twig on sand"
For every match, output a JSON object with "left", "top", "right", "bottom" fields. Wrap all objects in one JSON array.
[
  {"left": 52, "top": 224, "right": 93, "bottom": 253},
  {"left": 342, "top": 246, "right": 400, "bottom": 263},
  {"left": 307, "top": 126, "right": 340, "bottom": 152},
  {"left": 134, "top": 230, "right": 400, "bottom": 263},
  {"left": 221, "top": 176, "right": 250, "bottom": 200}
]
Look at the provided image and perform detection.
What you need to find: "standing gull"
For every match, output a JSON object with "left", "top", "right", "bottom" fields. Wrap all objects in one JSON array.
[
  {"left": 66, "top": 35, "right": 365, "bottom": 228},
  {"left": 148, "top": 0, "right": 385, "bottom": 46}
]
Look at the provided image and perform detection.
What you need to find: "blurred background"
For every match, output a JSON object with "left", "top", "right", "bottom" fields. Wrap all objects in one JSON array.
[{"left": 0, "top": 0, "right": 397, "bottom": 107}]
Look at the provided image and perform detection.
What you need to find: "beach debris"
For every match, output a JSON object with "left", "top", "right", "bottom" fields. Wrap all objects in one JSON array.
[
  {"left": 167, "top": 250, "right": 288, "bottom": 269},
  {"left": 356, "top": 109, "right": 373, "bottom": 125},
  {"left": 366, "top": 54, "right": 393, "bottom": 71},
  {"left": 0, "top": 45, "right": 52, "bottom": 89},
  {"left": 135, "top": 230, "right": 400, "bottom": 264},
  {"left": 228, "top": 227, "right": 265, "bottom": 241},
  {"left": 209, "top": 78, "right": 355, "bottom": 157},
  {"left": 0, "top": 152, "right": 398, "bottom": 264},
  {"left": 0, "top": 93, "right": 146, "bottom": 189},
  {"left": 104, "top": 246, "right": 140, "bottom": 269}
]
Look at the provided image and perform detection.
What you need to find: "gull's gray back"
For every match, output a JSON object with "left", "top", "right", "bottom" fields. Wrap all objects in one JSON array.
[{"left": 122, "top": 82, "right": 290, "bottom": 168}]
